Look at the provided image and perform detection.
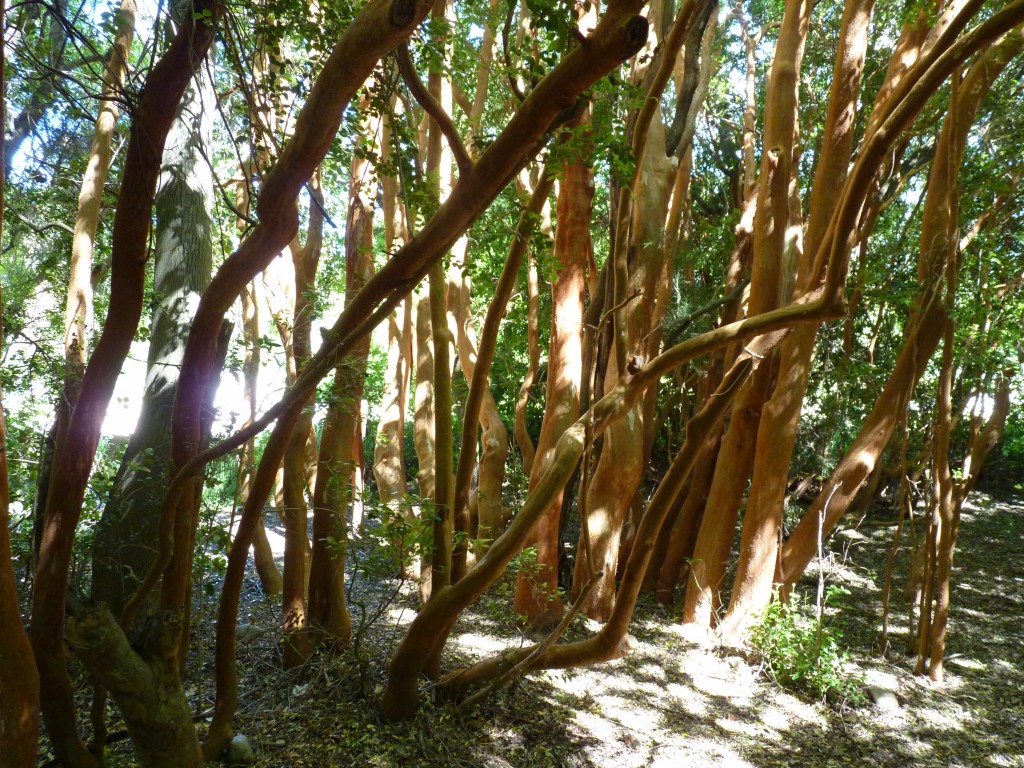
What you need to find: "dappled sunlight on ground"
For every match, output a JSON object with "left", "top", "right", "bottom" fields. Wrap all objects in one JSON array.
[
  {"left": 93, "top": 490, "right": 1019, "bottom": 766},
  {"left": 442, "top": 489, "right": 1024, "bottom": 767}
]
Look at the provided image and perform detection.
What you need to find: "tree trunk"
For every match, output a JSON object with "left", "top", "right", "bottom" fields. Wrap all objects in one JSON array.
[
  {"left": 92, "top": 62, "right": 215, "bottom": 619},
  {"left": 238, "top": 280, "right": 282, "bottom": 594},
  {"left": 413, "top": 278, "right": 437, "bottom": 598},
  {"left": 514, "top": 111, "right": 593, "bottom": 629},
  {"left": 0, "top": 403, "right": 37, "bottom": 766},
  {"left": 575, "top": 2, "right": 687, "bottom": 621},
  {"left": 425, "top": 0, "right": 456, "bottom": 601},
  {"left": 452, "top": 172, "right": 552, "bottom": 580},
  {"left": 279, "top": 207, "right": 323, "bottom": 666},
  {"left": 32, "top": 0, "right": 135, "bottom": 576},
  {"left": 683, "top": 165, "right": 792, "bottom": 633},
  {"left": 719, "top": 0, "right": 872, "bottom": 642},
  {"left": 30, "top": 8, "right": 219, "bottom": 763},
  {"left": 781, "top": 26, "right": 1024, "bottom": 590},
  {"left": 513, "top": 238, "right": 542, "bottom": 474},
  {"left": 373, "top": 103, "right": 413, "bottom": 569},
  {"left": 308, "top": 97, "right": 378, "bottom": 647},
  {"left": 921, "top": 312, "right": 956, "bottom": 679},
  {"left": 574, "top": 109, "right": 675, "bottom": 621},
  {"left": 653, "top": 414, "right": 722, "bottom": 602}
]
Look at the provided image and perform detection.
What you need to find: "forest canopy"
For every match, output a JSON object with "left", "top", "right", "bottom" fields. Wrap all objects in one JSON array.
[{"left": 0, "top": 0, "right": 1022, "bottom": 764}]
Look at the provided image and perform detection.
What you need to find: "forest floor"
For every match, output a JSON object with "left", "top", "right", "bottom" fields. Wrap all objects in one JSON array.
[{"left": 48, "top": 486, "right": 1024, "bottom": 767}]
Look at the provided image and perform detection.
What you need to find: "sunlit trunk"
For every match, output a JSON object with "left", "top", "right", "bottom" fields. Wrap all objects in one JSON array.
[
  {"left": 720, "top": 0, "right": 872, "bottom": 641},
  {"left": 781, "top": 27, "right": 1024, "bottom": 590},
  {"left": 514, "top": 112, "right": 593, "bottom": 629}
]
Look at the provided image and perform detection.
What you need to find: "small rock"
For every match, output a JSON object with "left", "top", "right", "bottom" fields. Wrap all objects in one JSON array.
[
  {"left": 866, "top": 684, "right": 900, "bottom": 711},
  {"left": 225, "top": 733, "right": 256, "bottom": 766}
]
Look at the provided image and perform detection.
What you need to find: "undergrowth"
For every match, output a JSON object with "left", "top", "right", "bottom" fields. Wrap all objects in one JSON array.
[{"left": 750, "top": 588, "right": 865, "bottom": 707}]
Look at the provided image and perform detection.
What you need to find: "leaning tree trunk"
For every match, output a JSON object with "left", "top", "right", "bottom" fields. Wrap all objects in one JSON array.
[{"left": 780, "top": 24, "right": 1024, "bottom": 591}]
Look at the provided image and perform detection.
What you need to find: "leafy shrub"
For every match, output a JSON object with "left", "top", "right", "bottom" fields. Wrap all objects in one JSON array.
[{"left": 750, "top": 589, "right": 863, "bottom": 706}]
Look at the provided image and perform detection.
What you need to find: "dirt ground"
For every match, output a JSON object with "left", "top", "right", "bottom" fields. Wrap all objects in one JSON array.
[{"left": 41, "top": 488, "right": 1024, "bottom": 767}]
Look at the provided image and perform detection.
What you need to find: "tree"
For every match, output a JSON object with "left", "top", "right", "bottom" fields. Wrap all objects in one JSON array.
[
  {"left": 91, "top": 44, "right": 216, "bottom": 622},
  {"left": 2, "top": 0, "right": 1023, "bottom": 762}
]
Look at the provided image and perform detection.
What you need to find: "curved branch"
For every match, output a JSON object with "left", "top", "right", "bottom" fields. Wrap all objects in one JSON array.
[{"left": 395, "top": 42, "right": 472, "bottom": 177}]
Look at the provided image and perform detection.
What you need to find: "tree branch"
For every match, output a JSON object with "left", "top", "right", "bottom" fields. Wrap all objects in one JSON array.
[{"left": 395, "top": 42, "right": 472, "bottom": 177}]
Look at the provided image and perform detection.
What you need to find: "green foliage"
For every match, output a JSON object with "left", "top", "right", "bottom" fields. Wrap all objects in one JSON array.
[
  {"left": 993, "top": 402, "right": 1024, "bottom": 475},
  {"left": 193, "top": 498, "right": 231, "bottom": 596},
  {"left": 344, "top": 490, "right": 435, "bottom": 696},
  {"left": 750, "top": 588, "right": 864, "bottom": 707}
]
